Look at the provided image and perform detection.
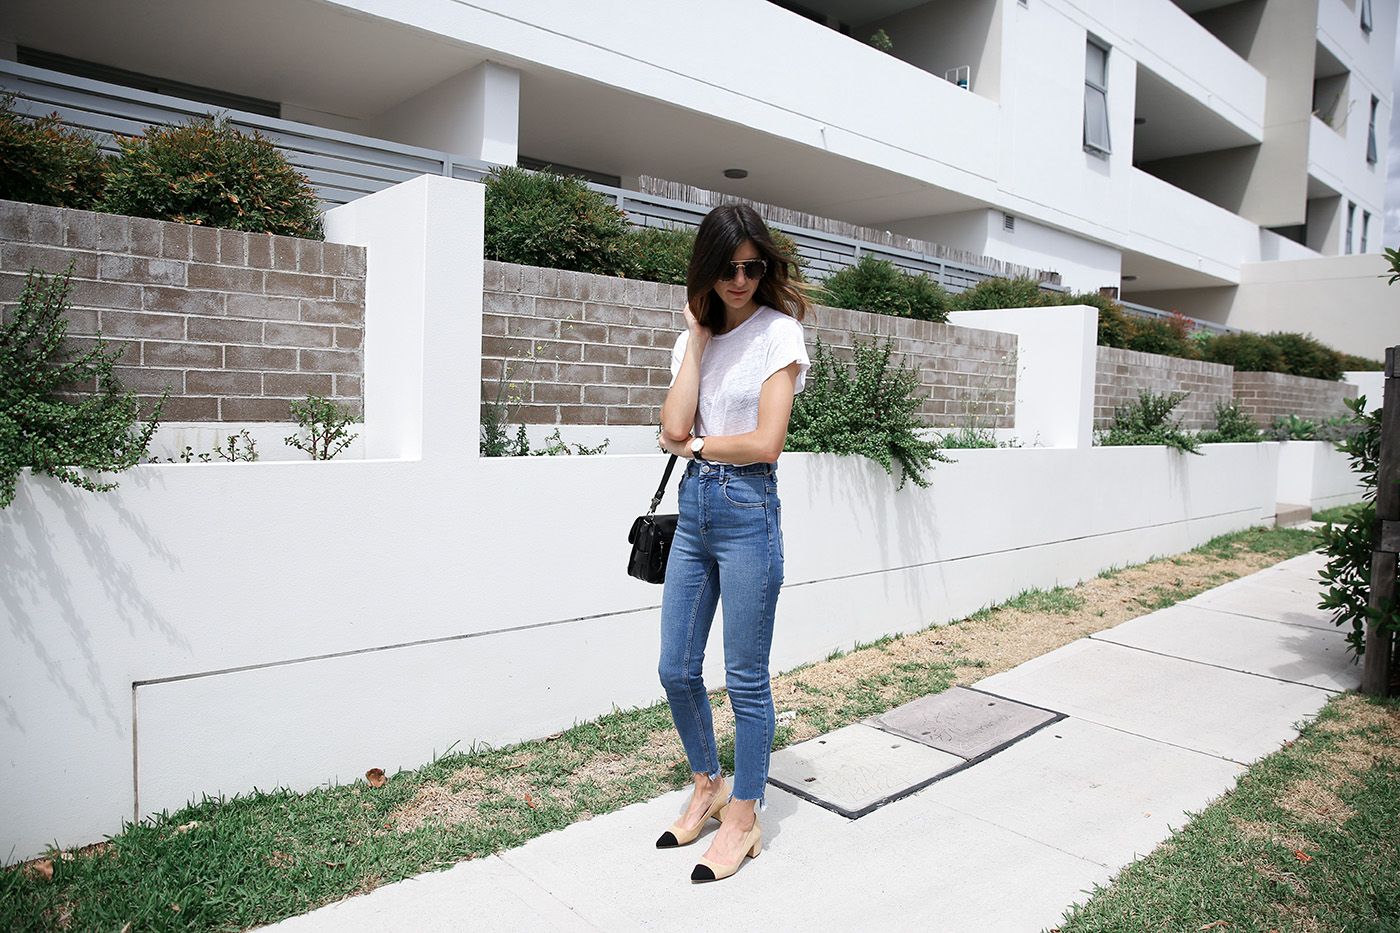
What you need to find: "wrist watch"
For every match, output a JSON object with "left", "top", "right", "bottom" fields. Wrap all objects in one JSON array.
[{"left": 690, "top": 436, "right": 706, "bottom": 460}]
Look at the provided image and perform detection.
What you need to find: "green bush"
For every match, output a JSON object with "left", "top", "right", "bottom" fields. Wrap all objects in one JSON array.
[
  {"left": 1263, "top": 331, "right": 1344, "bottom": 381},
  {"left": 1339, "top": 352, "right": 1384, "bottom": 371},
  {"left": 1125, "top": 316, "right": 1199, "bottom": 359},
  {"left": 0, "top": 94, "right": 108, "bottom": 209},
  {"left": 1, "top": 265, "right": 163, "bottom": 509},
  {"left": 626, "top": 224, "right": 693, "bottom": 285},
  {"left": 1098, "top": 389, "right": 1201, "bottom": 454},
  {"left": 1202, "top": 331, "right": 1287, "bottom": 373},
  {"left": 948, "top": 276, "right": 1057, "bottom": 311},
  {"left": 483, "top": 165, "right": 632, "bottom": 275},
  {"left": 817, "top": 254, "right": 949, "bottom": 322},
  {"left": 785, "top": 337, "right": 950, "bottom": 488},
  {"left": 1093, "top": 302, "right": 1136, "bottom": 349},
  {"left": 104, "top": 116, "right": 323, "bottom": 238},
  {"left": 1197, "top": 398, "right": 1262, "bottom": 444}
]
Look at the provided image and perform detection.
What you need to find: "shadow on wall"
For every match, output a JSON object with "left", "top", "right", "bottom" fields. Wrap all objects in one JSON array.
[{"left": 0, "top": 474, "right": 188, "bottom": 737}]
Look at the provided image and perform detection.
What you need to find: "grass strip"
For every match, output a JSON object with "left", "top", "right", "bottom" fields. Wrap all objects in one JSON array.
[
  {"left": 1049, "top": 692, "right": 1400, "bottom": 933},
  {"left": 0, "top": 526, "right": 1323, "bottom": 932}
]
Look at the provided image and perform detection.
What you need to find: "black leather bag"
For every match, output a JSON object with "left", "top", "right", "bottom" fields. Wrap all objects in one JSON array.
[{"left": 627, "top": 455, "right": 679, "bottom": 584}]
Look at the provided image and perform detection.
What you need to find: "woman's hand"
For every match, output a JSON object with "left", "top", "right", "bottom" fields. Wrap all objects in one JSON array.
[
  {"left": 683, "top": 302, "right": 710, "bottom": 350},
  {"left": 657, "top": 432, "right": 692, "bottom": 458}
]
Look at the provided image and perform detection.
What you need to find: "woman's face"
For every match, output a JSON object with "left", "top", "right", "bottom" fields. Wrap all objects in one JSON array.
[{"left": 713, "top": 240, "right": 762, "bottom": 319}]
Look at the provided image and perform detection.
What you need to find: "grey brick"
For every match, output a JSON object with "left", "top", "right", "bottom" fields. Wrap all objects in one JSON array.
[
  {"left": 225, "top": 293, "right": 299, "bottom": 321},
  {"left": 112, "top": 365, "right": 181, "bottom": 394},
  {"left": 344, "top": 246, "right": 366, "bottom": 277},
  {"left": 299, "top": 348, "right": 361, "bottom": 374},
  {"left": 129, "top": 217, "right": 164, "bottom": 257},
  {"left": 190, "top": 225, "right": 221, "bottom": 264},
  {"left": 583, "top": 343, "right": 629, "bottom": 365},
  {"left": 28, "top": 204, "right": 65, "bottom": 246},
  {"left": 299, "top": 299, "right": 362, "bottom": 324},
  {"left": 265, "top": 372, "right": 333, "bottom": 397},
  {"left": 334, "top": 374, "right": 361, "bottom": 398},
  {"left": 3, "top": 243, "right": 98, "bottom": 278},
  {"left": 296, "top": 237, "right": 322, "bottom": 274},
  {"left": 335, "top": 276, "right": 364, "bottom": 303},
  {"left": 334, "top": 326, "right": 362, "bottom": 350},
  {"left": 142, "top": 341, "right": 222, "bottom": 368},
  {"left": 145, "top": 287, "right": 226, "bottom": 316},
  {"left": 221, "top": 397, "right": 293, "bottom": 422},
  {"left": 246, "top": 234, "right": 273, "bottom": 269},
  {"left": 189, "top": 264, "right": 264, "bottom": 292},
  {"left": 157, "top": 396, "right": 219, "bottom": 421},
  {"left": 98, "top": 310, "right": 185, "bottom": 340},
  {"left": 265, "top": 271, "right": 333, "bottom": 298},
  {"left": 219, "top": 228, "right": 248, "bottom": 267},
  {"left": 0, "top": 200, "right": 32, "bottom": 241},
  {"left": 64, "top": 214, "right": 99, "bottom": 250},
  {"left": 160, "top": 223, "right": 192, "bottom": 261},
  {"left": 265, "top": 322, "right": 334, "bottom": 348},
  {"left": 70, "top": 279, "right": 142, "bottom": 311},
  {"left": 226, "top": 345, "right": 296, "bottom": 371},
  {"left": 187, "top": 317, "right": 262, "bottom": 343},
  {"left": 187, "top": 370, "right": 262, "bottom": 395}
]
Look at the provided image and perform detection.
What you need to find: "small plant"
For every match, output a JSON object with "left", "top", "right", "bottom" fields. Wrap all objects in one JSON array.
[
  {"left": 1201, "top": 331, "right": 1287, "bottom": 374},
  {"left": 1, "top": 265, "right": 164, "bottom": 509},
  {"left": 817, "top": 254, "right": 949, "bottom": 322},
  {"left": 0, "top": 93, "right": 108, "bottom": 209},
  {"left": 1265, "top": 413, "right": 1318, "bottom": 441},
  {"left": 1318, "top": 395, "right": 1397, "bottom": 657},
  {"left": 1383, "top": 246, "right": 1400, "bottom": 285},
  {"left": 1098, "top": 389, "right": 1201, "bottom": 454},
  {"left": 868, "top": 29, "right": 894, "bottom": 53},
  {"left": 483, "top": 165, "right": 633, "bottom": 276},
  {"left": 785, "top": 337, "right": 951, "bottom": 488},
  {"left": 530, "top": 428, "right": 610, "bottom": 456},
  {"left": 937, "top": 425, "right": 1001, "bottom": 449},
  {"left": 103, "top": 115, "right": 323, "bottom": 238},
  {"left": 1125, "top": 315, "right": 1199, "bottom": 359},
  {"left": 285, "top": 395, "right": 357, "bottom": 460},
  {"left": 215, "top": 429, "right": 259, "bottom": 462},
  {"left": 1197, "top": 398, "right": 1262, "bottom": 444}
]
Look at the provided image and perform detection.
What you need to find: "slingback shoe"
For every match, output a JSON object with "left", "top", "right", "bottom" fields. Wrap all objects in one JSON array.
[
  {"left": 655, "top": 780, "right": 729, "bottom": 848},
  {"left": 690, "top": 820, "right": 761, "bottom": 882}
]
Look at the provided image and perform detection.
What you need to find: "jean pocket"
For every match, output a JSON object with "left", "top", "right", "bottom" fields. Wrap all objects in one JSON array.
[{"left": 721, "top": 475, "right": 767, "bottom": 508}]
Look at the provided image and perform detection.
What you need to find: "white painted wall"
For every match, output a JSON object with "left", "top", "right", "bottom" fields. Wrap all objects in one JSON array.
[
  {"left": 1344, "top": 370, "right": 1386, "bottom": 409},
  {"left": 367, "top": 61, "right": 521, "bottom": 166},
  {"left": 1276, "top": 439, "right": 1368, "bottom": 511},
  {"left": 948, "top": 305, "right": 1099, "bottom": 449},
  {"left": 984, "top": 214, "right": 1124, "bottom": 293},
  {"left": 1229, "top": 252, "right": 1399, "bottom": 357}
]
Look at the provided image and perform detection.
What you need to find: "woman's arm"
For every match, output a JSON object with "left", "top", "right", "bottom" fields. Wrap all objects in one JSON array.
[
  {"left": 658, "top": 362, "right": 800, "bottom": 464},
  {"left": 659, "top": 304, "right": 707, "bottom": 443}
]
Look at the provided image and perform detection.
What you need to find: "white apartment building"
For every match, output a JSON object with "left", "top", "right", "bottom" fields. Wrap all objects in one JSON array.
[{"left": 2, "top": 0, "right": 1396, "bottom": 354}]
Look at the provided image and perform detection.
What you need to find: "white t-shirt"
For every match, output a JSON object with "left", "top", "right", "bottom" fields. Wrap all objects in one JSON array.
[{"left": 669, "top": 305, "right": 810, "bottom": 438}]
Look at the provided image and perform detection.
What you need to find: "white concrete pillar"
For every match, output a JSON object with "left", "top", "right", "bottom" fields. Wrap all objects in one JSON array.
[{"left": 368, "top": 60, "right": 520, "bottom": 166}]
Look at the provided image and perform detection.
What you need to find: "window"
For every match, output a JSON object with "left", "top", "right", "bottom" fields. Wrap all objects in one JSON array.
[
  {"left": 1368, "top": 96, "right": 1379, "bottom": 164},
  {"left": 1362, "top": 211, "right": 1371, "bottom": 252},
  {"left": 1084, "top": 39, "right": 1111, "bottom": 155},
  {"left": 1361, "top": 0, "right": 1374, "bottom": 34},
  {"left": 1346, "top": 202, "right": 1356, "bottom": 254}
]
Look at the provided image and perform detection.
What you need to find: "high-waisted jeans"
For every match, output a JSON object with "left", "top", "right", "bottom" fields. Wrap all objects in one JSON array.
[{"left": 658, "top": 461, "right": 784, "bottom": 803}]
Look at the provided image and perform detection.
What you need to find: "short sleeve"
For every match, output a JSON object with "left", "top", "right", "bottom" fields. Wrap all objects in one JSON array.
[
  {"left": 764, "top": 314, "right": 810, "bottom": 394},
  {"left": 669, "top": 330, "right": 688, "bottom": 386}
]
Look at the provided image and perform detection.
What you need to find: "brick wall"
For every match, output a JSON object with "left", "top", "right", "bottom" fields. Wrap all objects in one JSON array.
[
  {"left": 1233, "top": 371, "right": 1357, "bottom": 427},
  {"left": 0, "top": 200, "right": 365, "bottom": 421},
  {"left": 482, "top": 261, "right": 1017, "bottom": 430},
  {"left": 1095, "top": 347, "right": 1234, "bottom": 431}
]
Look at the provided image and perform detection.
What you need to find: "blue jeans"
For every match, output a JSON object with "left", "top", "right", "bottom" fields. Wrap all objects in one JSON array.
[{"left": 658, "top": 461, "right": 784, "bottom": 803}]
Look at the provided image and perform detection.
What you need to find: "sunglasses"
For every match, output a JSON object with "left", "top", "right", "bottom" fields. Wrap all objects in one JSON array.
[{"left": 718, "top": 259, "right": 768, "bottom": 282}]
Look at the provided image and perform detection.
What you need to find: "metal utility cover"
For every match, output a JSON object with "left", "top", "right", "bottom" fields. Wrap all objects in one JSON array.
[
  {"left": 767, "top": 724, "right": 965, "bottom": 819},
  {"left": 869, "top": 687, "right": 1063, "bottom": 761}
]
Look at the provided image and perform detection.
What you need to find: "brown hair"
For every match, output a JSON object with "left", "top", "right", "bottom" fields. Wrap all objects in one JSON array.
[{"left": 686, "top": 204, "right": 811, "bottom": 332}]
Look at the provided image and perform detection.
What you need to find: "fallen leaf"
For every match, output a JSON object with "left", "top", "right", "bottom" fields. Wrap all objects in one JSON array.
[
  {"left": 30, "top": 859, "right": 53, "bottom": 881},
  {"left": 323, "top": 861, "right": 345, "bottom": 868},
  {"left": 1294, "top": 850, "right": 1314, "bottom": 863},
  {"left": 120, "top": 924, "right": 131, "bottom": 933},
  {"left": 170, "top": 904, "right": 181, "bottom": 912},
  {"left": 524, "top": 794, "right": 538, "bottom": 809},
  {"left": 1198, "top": 922, "right": 1228, "bottom": 930},
  {"left": 366, "top": 768, "right": 387, "bottom": 788},
  {"left": 545, "top": 734, "right": 562, "bottom": 741},
  {"left": 175, "top": 821, "right": 199, "bottom": 834}
]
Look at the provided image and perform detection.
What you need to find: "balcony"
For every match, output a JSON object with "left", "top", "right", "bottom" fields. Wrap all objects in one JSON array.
[{"left": 1125, "top": 168, "right": 1257, "bottom": 287}]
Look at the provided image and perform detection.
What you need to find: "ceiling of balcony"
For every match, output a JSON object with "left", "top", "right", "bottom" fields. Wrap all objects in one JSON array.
[
  {"left": 1132, "top": 65, "right": 1260, "bottom": 163},
  {"left": 768, "top": 0, "right": 930, "bottom": 28}
]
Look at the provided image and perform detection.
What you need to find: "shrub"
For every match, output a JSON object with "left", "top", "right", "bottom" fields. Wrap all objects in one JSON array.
[
  {"left": 1263, "top": 331, "right": 1344, "bottom": 381},
  {"left": 1, "top": 265, "right": 163, "bottom": 509},
  {"left": 627, "top": 224, "right": 693, "bottom": 285},
  {"left": 1197, "top": 398, "right": 1262, "bottom": 444},
  {"left": 1201, "top": 332, "right": 1287, "bottom": 373},
  {"left": 817, "top": 254, "right": 949, "bottom": 322},
  {"left": 1318, "top": 396, "right": 1397, "bottom": 657},
  {"left": 1098, "top": 389, "right": 1201, "bottom": 454},
  {"left": 948, "top": 276, "right": 1057, "bottom": 312},
  {"left": 483, "top": 165, "right": 632, "bottom": 275},
  {"left": 104, "top": 116, "right": 323, "bottom": 238},
  {"left": 1125, "top": 317, "right": 1199, "bottom": 359},
  {"left": 284, "top": 394, "right": 358, "bottom": 460},
  {"left": 785, "top": 337, "right": 950, "bottom": 488},
  {"left": 0, "top": 93, "right": 108, "bottom": 209},
  {"left": 1339, "top": 352, "right": 1384, "bottom": 371},
  {"left": 1093, "top": 302, "right": 1136, "bottom": 349}
]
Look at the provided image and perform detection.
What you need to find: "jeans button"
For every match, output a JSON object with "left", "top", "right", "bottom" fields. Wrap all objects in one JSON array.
[{"left": 701, "top": 464, "right": 711, "bottom": 473}]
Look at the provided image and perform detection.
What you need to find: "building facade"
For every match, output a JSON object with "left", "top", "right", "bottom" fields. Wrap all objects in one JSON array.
[{"left": 1, "top": 0, "right": 1396, "bottom": 354}]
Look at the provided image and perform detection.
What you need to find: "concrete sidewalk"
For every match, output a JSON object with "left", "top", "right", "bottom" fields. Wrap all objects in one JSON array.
[{"left": 265, "top": 550, "right": 1357, "bottom": 933}]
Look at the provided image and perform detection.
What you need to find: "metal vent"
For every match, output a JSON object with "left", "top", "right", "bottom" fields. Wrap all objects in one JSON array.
[{"left": 1003, "top": 213, "right": 1016, "bottom": 232}]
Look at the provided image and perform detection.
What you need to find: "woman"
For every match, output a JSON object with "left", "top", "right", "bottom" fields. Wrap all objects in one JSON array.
[{"left": 655, "top": 204, "right": 811, "bottom": 883}]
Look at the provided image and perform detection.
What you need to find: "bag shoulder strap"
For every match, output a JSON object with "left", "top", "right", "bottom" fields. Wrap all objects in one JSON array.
[{"left": 648, "top": 454, "right": 679, "bottom": 516}]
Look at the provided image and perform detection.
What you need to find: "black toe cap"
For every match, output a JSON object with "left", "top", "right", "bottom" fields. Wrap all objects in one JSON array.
[
  {"left": 690, "top": 863, "right": 716, "bottom": 882},
  {"left": 655, "top": 831, "right": 679, "bottom": 848}
]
